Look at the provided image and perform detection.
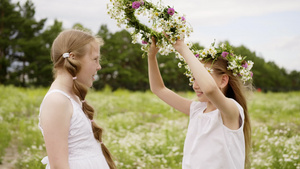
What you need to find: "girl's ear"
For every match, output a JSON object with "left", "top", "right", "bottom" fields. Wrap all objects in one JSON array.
[{"left": 220, "top": 74, "right": 229, "bottom": 89}]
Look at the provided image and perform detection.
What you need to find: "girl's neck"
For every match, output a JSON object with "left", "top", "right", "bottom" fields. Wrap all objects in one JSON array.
[
  {"left": 50, "top": 72, "right": 75, "bottom": 96},
  {"left": 204, "top": 102, "right": 217, "bottom": 113},
  {"left": 50, "top": 76, "right": 83, "bottom": 107}
]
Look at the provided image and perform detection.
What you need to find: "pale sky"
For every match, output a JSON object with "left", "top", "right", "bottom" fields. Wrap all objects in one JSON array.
[{"left": 13, "top": 0, "right": 300, "bottom": 71}]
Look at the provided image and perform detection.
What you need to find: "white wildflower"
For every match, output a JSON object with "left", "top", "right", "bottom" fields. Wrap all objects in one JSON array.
[
  {"left": 206, "top": 67, "right": 214, "bottom": 74},
  {"left": 178, "top": 62, "right": 182, "bottom": 68}
]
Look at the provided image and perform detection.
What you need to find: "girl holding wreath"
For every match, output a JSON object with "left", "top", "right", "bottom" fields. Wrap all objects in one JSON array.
[
  {"left": 38, "top": 29, "right": 116, "bottom": 169},
  {"left": 147, "top": 36, "right": 252, "bottom": 169}
]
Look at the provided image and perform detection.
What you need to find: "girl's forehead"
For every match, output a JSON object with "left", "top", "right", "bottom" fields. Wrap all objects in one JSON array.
[
  {"left": 87, "top": 42, "right": 100, "bottom": 54},
  {"left": 90, "top": 41, "right": 100, "bottom": 50}
]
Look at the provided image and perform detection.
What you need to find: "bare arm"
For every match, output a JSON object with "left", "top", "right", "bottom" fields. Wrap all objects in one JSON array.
[
  {"left": 173, "top": 40, "right": 240, "bottom": 129},
  {"left": 148, "top": 38, "right": 192, "bottom": 115},
  {"left": 40, "top": 93, "right": 72, "bottom": 169}
]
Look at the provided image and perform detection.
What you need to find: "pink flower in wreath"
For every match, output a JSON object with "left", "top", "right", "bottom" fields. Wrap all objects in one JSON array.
[
  {"left": 132, "top": 1, "right": 141, "bottom": 9},
  {"left": 168, "top": 8, "right": 175, "bottom": 15},
  {"left": 142, "top": 40, "right": 148, "bottom": 44},
  {"left": 242, "top": 62, "right": 248, "bottom": 69},
  {"left": 221, "top": 51, "right": 229, "bottom": 58}
]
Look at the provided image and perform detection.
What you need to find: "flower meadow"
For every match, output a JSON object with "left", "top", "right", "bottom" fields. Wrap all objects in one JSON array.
[{"left": 0, "top": 85, "right": 299, "bottom": 169}]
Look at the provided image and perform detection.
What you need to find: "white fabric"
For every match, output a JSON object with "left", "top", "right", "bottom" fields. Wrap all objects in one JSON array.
[
  {"left": 38, "top": 89, "right": 109, "bottom": 169},
  {"left": 182, "top": 99, "right": 245, "bottom": 169}
]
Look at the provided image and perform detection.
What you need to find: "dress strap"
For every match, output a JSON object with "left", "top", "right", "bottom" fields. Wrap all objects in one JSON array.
[
  {"left": 45, "top": 89, "right": 72, "bottom": 100},
  {"left": 39, "top": 89, "right": 73, "bottom": 115}
]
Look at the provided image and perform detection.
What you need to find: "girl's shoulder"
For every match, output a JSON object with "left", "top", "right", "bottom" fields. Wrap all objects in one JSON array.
[
  {"left": 43, "top": 92, "right": 71, "bottom": 107},
  {"left": 190, "top": 101, "right": 207, "bottom": 117},
  {"left": 42, "top": 89, "right": 72, "bottom": 106},
  {"left": 228, "top": 98, "right": 244, "bottom": 119},
  {"left": 39, "top": 89, "right": 74, "bottom": 135},
  {"left": 190, "top": 101, "right": 206, "bottom": 109},
  {"left": 40, "top": 89, "right": 74, "bottom": 119}
]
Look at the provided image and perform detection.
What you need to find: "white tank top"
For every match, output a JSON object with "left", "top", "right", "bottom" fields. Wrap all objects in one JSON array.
[
  {"left": 182, "top": 99, "right": 245, "bottom": 169},
  {"left": 38, "top": 89, "right": 109, "bottom": 169}
]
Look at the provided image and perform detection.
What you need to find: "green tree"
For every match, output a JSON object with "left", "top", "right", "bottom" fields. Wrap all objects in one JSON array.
[
  {"left": 97, "top": 24, "right": 110, "bottom": 41},
  {"left": 0, "top": 0, "right": 22, "bottom": 84},
  {"left": 12, "top": 0, "right": 47, "bottom": 86},
  {"left": 94, "top": 26, "right": 204, "bottom": 91},
  {"left": 0, "top": 0, "right": 62, "bottom": 87},
  {"left": 233, "top": 44, "right": 299, "bottom": 92},
  {"left": 289, "top": 70, "right": 300, "bottom": 90},
  {"left": 0, "top": 0, "right": 48, "bottom": 86},
  {"left": 95, "top": 28, "right": 148, "bottom": 91},
  {"left": 72, "top": 23, "right": 92, "bottom": 34},
  {"left": 33, "top": 20, "right": 63, "bottom": 86}
]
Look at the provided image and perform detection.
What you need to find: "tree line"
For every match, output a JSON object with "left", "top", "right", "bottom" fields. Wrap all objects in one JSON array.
[{"left": 1, "top": 0, "right": 299, "bottom": 92}]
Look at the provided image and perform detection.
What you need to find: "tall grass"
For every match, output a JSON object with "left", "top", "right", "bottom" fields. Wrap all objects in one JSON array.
[{"left": 0, "top": 85, "right": 299, "bottom": 168}]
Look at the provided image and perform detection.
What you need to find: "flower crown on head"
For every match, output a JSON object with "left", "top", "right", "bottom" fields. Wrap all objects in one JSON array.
[
  {"left": 176, "top": 41, "right": 254, "bottom": 85},
  {"left": 107, "top": 0, "right": 193, "bottom": 56}
]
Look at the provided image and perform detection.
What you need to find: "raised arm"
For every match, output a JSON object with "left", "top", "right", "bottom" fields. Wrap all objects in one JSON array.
[
  {"left": 148, "top": 38, "right": 192, "bottom": 115},
  {"left": 173, "top": 40, "right": 240, "bottom": 129}
]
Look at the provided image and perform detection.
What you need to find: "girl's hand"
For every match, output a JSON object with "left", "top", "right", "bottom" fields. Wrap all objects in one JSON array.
[
  {"left": 172, "top": 38, "right": 186, "bottom": 51},
  {"left": 148, "top": 37, "right": 159, "bottom": 58},
  {"left": 163, "top": 32, "right": 187, "bottom": 52}
]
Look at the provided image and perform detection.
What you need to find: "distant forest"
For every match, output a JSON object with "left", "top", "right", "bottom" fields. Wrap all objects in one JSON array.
[{"left": 1, "top": 0, "right": 299, "bottom": 91}]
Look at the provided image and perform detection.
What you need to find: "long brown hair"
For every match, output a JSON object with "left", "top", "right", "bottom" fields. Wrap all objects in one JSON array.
[
  {"left": 51, "top": 29, "right": 116, "bottom": 169},
  {"left": 211, "top": 57, "right": 252, "bottom": 168}
]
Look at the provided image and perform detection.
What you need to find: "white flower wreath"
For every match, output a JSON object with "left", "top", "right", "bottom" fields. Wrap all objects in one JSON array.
[
  {"left": 107, "top": 0, "right": 254, "bottom": 84},
  {"left": 107, "top": 0, "right": 193, "bottom": 56},
  {"left": 176, "top": 41, "right": 254, "bottom": 85}
]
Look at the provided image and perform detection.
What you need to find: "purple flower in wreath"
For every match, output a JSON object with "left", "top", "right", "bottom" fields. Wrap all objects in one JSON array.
[
  {"left": 221, "top": 51, "right": 229, "bottom": 58},
  {"left": 132, "top": 1, "right": 141, "bottom": 9},
  {"left": 142, "top": 40, "right": 148, "bottom": 44},
  {"left": 242, "top": 62, "right": 248, "bottom": 69},
  {"left": 250, "top": 72, "right": 253, "bottom": 77},
  {"left": 195, "top": 54, "right": 200, "bottom": 58},
  {"left": 182, "top": 16, "right": 186, "bottom": 21},
  {"left": 167, "top": 8, "right": 175, "bottom": 15}
]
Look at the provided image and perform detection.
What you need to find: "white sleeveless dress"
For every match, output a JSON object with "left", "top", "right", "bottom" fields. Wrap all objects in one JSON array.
[
  {"left": 38, "top": 89, "right": 109, "bottom": 169},
  {"left": 182, "top": 99, "right": 245, "bottom": 169}
]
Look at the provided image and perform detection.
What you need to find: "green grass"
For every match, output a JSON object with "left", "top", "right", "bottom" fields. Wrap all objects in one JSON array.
[{"left": 0, "top": 85, "right": 299, "bottom": 168}]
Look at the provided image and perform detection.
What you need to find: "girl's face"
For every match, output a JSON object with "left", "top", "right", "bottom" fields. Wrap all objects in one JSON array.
[
  {"left": 77, "top": 42, "right": 101, "bottom": 87},
  {"left": 192, "top": 70, "right": 223, "bottom": 102},
  {"left": 193, "top": 80, "right": 209, "bottom": 102}
]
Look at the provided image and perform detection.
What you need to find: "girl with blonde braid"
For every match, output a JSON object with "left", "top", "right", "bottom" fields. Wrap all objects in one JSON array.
[{"left": 39, "top": 29, "right": 116, "bottom": 169}]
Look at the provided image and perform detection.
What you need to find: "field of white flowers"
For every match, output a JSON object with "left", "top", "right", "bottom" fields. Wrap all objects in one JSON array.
[{"left": 0, "top": 85, "right": 299, "bottom": 169}]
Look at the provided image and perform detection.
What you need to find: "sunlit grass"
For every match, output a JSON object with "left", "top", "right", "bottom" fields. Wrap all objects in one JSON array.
[{"left": 0, "top": 85, "right": 299, "bottom": 168}]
